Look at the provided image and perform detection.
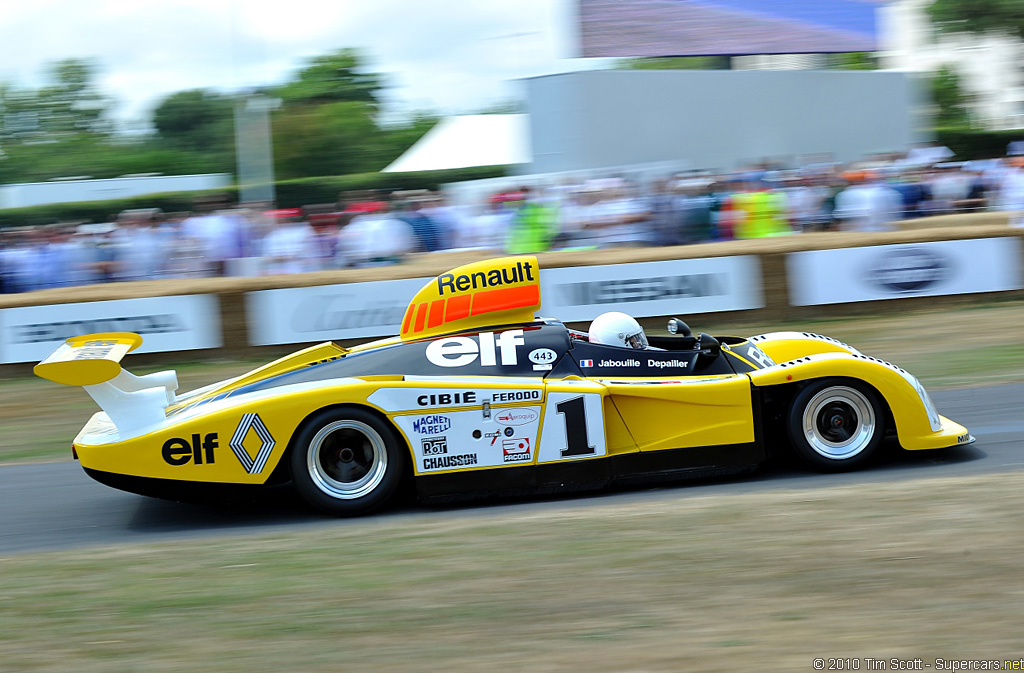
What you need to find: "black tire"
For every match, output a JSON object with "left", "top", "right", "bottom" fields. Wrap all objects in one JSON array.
[
  {"left": 289, "top": 407, "right": 406, "bottom": 516},
  {"left": 787, "top": 379, "right": 885, "bottom": 472}
]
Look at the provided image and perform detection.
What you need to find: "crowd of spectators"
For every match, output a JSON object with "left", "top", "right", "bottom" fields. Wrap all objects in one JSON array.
[{"left": 2, "top": 146, "right": 1024, "bottom": 294}]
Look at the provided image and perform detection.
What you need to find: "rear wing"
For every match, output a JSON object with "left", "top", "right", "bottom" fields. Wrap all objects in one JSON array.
[{"left": 34, "top": 333, "right": 178, "bottom": 437}]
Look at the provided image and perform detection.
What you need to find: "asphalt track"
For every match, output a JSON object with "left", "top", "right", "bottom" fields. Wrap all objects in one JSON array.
[{"left": 1, "top": 383, "right": 1021, "bottom": 555}]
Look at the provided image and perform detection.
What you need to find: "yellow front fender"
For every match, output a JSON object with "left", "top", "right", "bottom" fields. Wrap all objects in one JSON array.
[{"left": 748, "top": 352, "right": 969, "bottom": 451}]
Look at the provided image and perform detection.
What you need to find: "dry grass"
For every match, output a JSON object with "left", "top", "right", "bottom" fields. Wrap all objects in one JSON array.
[{"left": 1, "top": 472, "right": 1023, "bottom": 672}]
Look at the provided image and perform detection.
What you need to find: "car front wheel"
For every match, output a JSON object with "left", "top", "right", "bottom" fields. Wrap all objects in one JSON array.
[
  {"left": 290, "top": 407, "right": 406, "bottom": 516},
  {"left": 787, "top": 379, "right": 885, "bottom": 472}
]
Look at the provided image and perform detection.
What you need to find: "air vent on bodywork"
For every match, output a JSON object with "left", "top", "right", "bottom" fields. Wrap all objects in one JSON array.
[
  {"left": 851, "top": 352, "right": 908, "bottom": 376},
  {"left": 802, "top": 332, "right": 854, "bottom": 349}
]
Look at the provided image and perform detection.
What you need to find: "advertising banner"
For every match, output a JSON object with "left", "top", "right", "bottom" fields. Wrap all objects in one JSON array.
[
  {"left": 246, "top": 277, "right": 431, "bottom": 346},
  {"left": 579, "top": 0, "right": 879, "bottom": 58},
  {"left": 0, "top": 295, "right": 222, "bottom": 364},
  {"left": 538, "top": 256, "right": 764, "bottom": 322},
  {"left": 787, "top": 238, "right": 1023, "bottom": 306}
]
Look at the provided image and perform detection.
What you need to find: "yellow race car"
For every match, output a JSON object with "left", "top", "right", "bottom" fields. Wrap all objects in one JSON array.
[{"left": 35, "top": 255, "right": 973, "bottom": 515}]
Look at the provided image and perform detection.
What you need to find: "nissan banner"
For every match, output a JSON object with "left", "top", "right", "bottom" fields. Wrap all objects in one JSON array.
[{"left": 538, "top": 256, "right": 764, "bottom": 322}]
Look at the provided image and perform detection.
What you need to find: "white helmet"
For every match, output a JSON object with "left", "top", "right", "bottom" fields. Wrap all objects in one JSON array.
[{"left": 589, "top": 311, "right": 648, "bottom": 349}]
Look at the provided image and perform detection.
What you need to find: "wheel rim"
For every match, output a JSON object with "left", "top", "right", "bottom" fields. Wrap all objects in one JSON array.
[
  {"left": 802, "top": 386, "right": 876, "bottom": 460},
  {"left": 306, "top": 420, "right": 388, "bottom": 500}
]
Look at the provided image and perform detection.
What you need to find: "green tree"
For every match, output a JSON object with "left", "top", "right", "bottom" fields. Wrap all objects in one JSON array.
[
  {"left": 37, "top": 59, "right": 112, "bottom": 135},
  {"left": 272, "top": 101, "right": 380, "bottom": 179},
  {"left": 931, "top": 65, "right": 973, "bottom": 127},
  {"left": 0, "top": 58, "right": 111, "bottom": 142},
  {"left": 152, "top": 89, "right": 235, "bottom": 154},
  {"left": 275, "top": 49, "right": 382, "bottom": 108},
  {"left": 927, "top": 0, "right": 1024, "bottom": 40}
]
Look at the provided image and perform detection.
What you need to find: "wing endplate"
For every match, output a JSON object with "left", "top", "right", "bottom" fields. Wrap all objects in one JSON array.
[{"left": 34, "top": 332, "right": 143, "bottom": 386}]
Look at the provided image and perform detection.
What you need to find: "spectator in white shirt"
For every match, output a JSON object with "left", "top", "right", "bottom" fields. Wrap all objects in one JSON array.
[
  {"left": 336, "top": 200, "right": 415, "bottom": 268},
  {"left": 260, "top": 209, "right": 318, "bottom": 276}
]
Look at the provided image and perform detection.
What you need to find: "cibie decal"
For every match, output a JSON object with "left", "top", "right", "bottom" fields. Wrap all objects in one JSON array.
[
  {"left": 502, "top": 438, "right": 531, "bottom": 462},
  {"left": 417, "top": 391, "right": 477, "bottom": 407},
  {"left": 494, "top": 408, "right": 540, "bottom": 426},
  {"left": 411, "top": 414, "right": 452, "bottom": 434},
  {"left": 230, "top": 413, "right": 276, "bottom": 474},
  {"left": 425, "top": 329, "right": 524, "bottom": 367}
]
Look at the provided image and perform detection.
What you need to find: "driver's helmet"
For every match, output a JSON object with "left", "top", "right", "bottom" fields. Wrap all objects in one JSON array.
[{"left": 589, "top": 311, "right": 648, "bottom": 349}]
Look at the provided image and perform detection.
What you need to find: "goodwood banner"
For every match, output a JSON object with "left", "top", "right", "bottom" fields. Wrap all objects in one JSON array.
[
  {"left": 787, "top": 237, "right": 1023, "bottom": 306},
  {"left": 0, "top": 295, "right": 222, "bottom": 364},
  {"left": 246, "top": 277, "right": 431, "bottom": 346}
]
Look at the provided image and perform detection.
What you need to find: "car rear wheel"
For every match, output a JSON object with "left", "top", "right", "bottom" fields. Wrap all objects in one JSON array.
[
  {"left": 290, "top": 407, "right": 405, "bottom": 516},
  {"left": 787, "top": 379, "right": 885, "bottom": 472}
]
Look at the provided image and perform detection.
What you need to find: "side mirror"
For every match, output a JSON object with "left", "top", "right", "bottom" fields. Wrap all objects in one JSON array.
[{"left": 667, "top": 318, "right": 692, "bottom": 337}]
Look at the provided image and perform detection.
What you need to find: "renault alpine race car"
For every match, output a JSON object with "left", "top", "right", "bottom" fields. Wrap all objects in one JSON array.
[{"left": 35, "top": 255, "right": 974, "bottom": 515}]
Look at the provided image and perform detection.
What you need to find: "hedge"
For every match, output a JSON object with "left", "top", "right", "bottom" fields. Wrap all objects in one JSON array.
[
  {"left": 935, "top": 127, "right": 1024, "bottom": 160},
  {"left": 0, "top": 165, "right": 509, "bottom": 228}
]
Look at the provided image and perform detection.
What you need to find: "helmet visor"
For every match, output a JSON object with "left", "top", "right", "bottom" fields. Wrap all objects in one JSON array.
[{"left": 624, "top": 330, "right": 648, "bottom": 349}]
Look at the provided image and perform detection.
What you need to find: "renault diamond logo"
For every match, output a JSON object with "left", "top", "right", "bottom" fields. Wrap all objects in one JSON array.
[{"left": 230, "top": 413, "right": 275, "bottom": 474}]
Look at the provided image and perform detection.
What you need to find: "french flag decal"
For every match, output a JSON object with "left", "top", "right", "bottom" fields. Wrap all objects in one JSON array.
[{"left": 580, "top": 359, "right": 594, "bottom": 367}]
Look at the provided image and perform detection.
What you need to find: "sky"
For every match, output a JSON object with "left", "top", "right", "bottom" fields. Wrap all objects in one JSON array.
[{"left": 0, "top": 0, "right": 592, "bottom": 128}]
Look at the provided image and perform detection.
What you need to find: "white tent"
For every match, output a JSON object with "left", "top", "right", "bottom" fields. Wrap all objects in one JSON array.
[{"left": 382, "top": 114, "right": 530, "bottom": 173}]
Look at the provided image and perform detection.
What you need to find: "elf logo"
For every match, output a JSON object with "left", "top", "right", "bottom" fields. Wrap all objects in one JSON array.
[
  {"left": 426, "top": 329, "right": 525, "bottom": 368},
  {"left": 162, "top": 433, "right": 218, "bottom": 466}
]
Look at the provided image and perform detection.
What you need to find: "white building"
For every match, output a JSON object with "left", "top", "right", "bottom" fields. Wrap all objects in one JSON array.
[{"left": 879, "top": 0, "right": 1024, "bottom": 130}]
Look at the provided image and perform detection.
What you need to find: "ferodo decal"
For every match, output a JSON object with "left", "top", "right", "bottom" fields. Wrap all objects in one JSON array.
[
  {"left": 425, "top": 329, "right": 525, "bottom": 368},
  {"left": 391, "top": 406, "right": 542, "bottom": 473},
  {"left": 495, "top": 408, "right": 540, "bottom": 426},
  {"left": 162, "top": 433, "right": 218, "bottom": 466},
  {"left": 229, "top": 413, "right": 276, "bottom": 474},
  {"left": 367, "top": 386, "right": 543, "bottom": 412}
]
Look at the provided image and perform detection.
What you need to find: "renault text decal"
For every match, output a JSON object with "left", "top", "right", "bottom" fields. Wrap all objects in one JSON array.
[{"left": 437, "top": 261, "right": 535, "bottom": 295}]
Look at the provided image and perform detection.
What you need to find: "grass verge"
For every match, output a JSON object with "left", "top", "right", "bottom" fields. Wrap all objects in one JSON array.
[{"left": 1, "top": 472, "right": 1022, "bottom": 672}]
